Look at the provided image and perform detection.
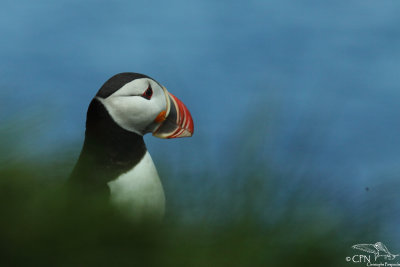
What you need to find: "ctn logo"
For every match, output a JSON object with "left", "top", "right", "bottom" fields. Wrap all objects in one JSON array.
[
  {"left": 352, "top": 242, "right": 398, "bottom": 261},
  {"left": 347, "top": 254, "right": 371, "bottom": 264}
]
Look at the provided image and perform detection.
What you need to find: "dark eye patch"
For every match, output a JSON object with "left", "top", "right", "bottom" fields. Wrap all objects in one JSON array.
[{"left": 141, "top": 85, "right": 153, "bottom": 100}]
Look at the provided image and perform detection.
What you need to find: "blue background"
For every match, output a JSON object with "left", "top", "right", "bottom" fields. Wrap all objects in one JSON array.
[{"left": 1, "top": 0, "right": 400, "bottom": 244}]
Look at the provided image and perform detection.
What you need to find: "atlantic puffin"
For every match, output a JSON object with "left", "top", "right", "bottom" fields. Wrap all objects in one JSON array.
[{"left": 70, "top": 73, "right": 194, "bottom": 220}]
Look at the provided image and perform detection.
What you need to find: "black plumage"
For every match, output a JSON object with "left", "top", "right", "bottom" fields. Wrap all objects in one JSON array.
[{"left": 70, "top": 79, "right": 148, "bottom": 194}]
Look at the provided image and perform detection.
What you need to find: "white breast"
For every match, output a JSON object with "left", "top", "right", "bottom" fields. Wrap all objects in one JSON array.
[{"left": 107, "top": 151, "right": 165, "bottom": 221}]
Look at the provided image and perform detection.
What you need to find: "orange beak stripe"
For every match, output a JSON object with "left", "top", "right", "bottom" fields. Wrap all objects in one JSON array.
[
  {"left": 152, "top": 87, "right": 194, "bottom": 139},
  {"left": 154, "top": 110, "right": 167, "bottom": 123},
  {"left": 168, "top": 93, "right": 194, "bottom": 138}
]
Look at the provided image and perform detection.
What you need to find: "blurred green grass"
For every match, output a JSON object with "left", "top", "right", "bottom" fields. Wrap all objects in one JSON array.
[
  {"left": 0, "top": 159, "right": 376, "bottom": 267},
  {"left": 0, "top": 117, "right": 384, "bottom": 266}
]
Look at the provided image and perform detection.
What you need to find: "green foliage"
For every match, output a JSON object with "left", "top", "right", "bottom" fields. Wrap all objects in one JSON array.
[{"left": 0, "top": 162, "right": 371, "bottom": 267}]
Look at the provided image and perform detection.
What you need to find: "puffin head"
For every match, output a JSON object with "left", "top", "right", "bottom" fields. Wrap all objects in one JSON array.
[{"left": 95, "top": 72, "right": 194, "bottom": 138}]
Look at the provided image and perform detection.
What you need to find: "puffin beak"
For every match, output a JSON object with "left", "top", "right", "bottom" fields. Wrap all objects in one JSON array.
[{"left": 153, "top": 87, "right": 194, "bottom": 139}]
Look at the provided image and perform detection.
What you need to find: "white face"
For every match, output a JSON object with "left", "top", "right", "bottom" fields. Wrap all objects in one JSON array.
[{"left": 97, "top": 78, "right": 167, "bottom": 135}]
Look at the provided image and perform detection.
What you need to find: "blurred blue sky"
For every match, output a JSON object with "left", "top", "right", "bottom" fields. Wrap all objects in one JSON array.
[{"left": 1, "top": 0, "right": 400, "bottom": 239}]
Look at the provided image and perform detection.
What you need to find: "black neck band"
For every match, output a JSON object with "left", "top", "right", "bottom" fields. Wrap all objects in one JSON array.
[{"left": 70, "top": 98, "right": 147, "bottom": 193}]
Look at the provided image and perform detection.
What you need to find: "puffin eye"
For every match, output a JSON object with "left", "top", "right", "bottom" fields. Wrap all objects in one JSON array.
[{"left": 141, "top": 85, "right": 153, "bottom": 100}]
